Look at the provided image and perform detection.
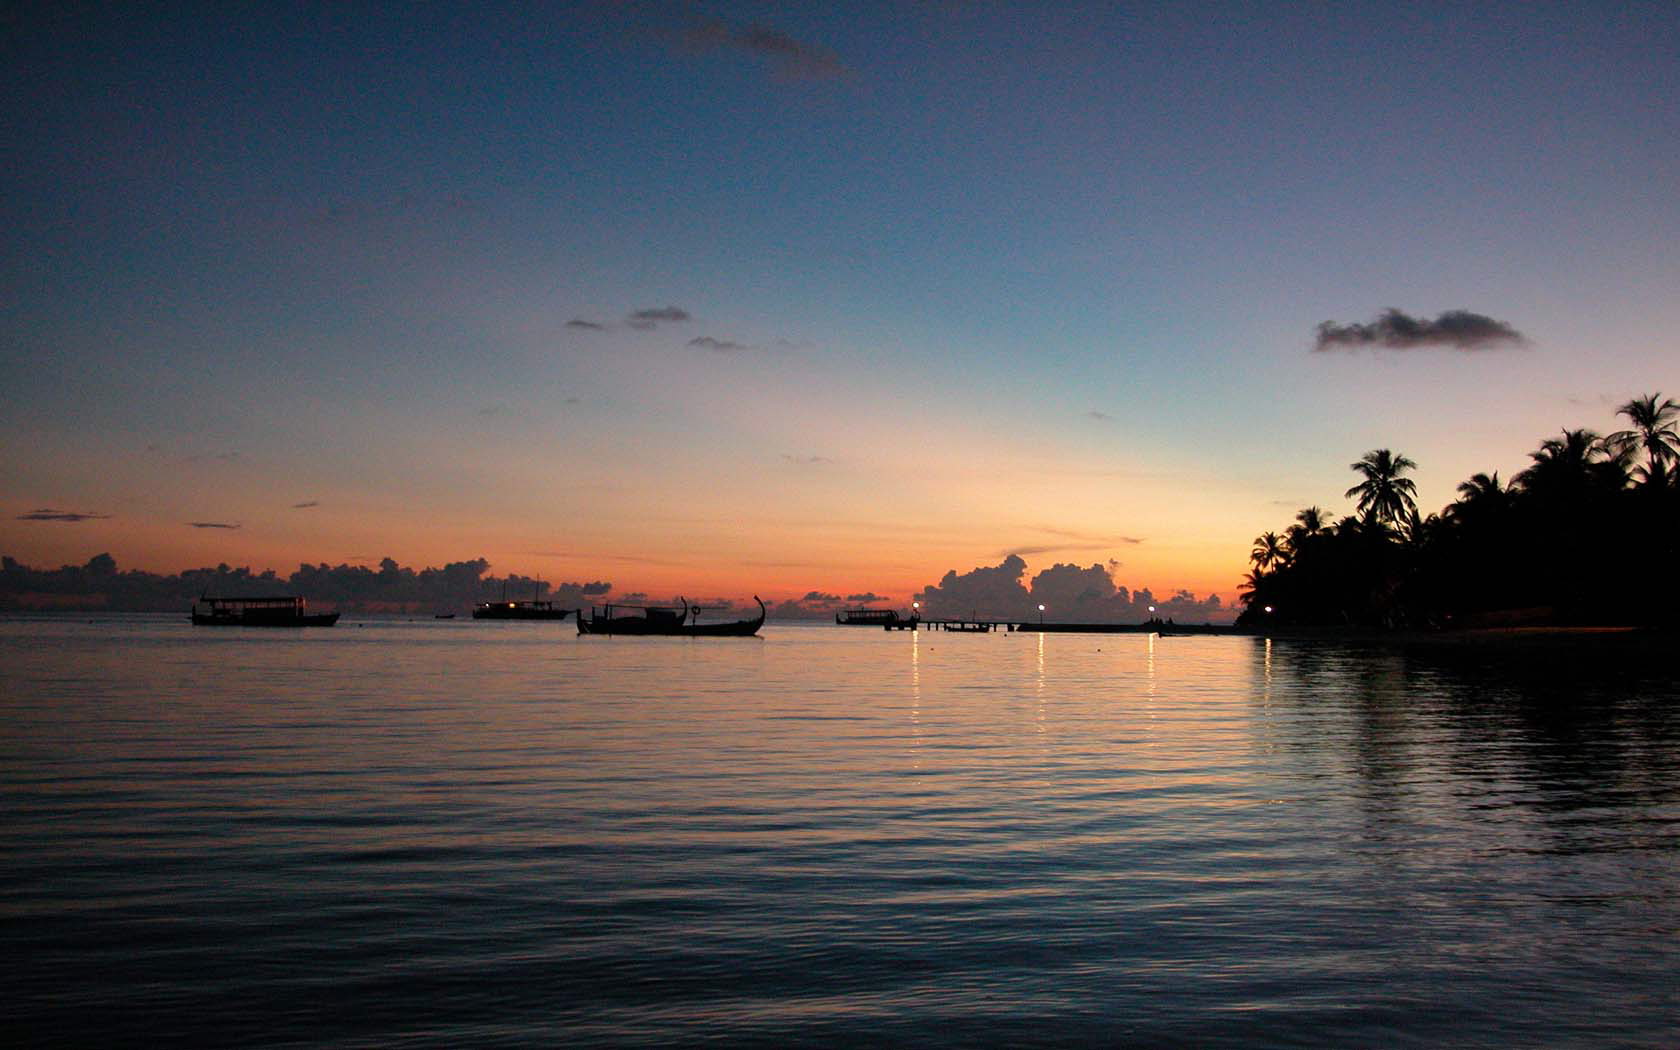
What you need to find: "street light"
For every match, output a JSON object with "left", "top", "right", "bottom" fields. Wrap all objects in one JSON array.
[{"left": 1037, "top": 603, "right": 1045, "bottom": 625}]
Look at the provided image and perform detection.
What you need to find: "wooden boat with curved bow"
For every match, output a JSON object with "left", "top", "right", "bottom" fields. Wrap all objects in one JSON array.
[{"left": 577, "top": 596, "right": 765, "bottom": 637}]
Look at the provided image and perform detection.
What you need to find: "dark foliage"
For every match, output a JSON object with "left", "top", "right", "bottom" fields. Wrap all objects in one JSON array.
[{"left": 1239, "top": 395, "right": 1680, "bottom": 629}]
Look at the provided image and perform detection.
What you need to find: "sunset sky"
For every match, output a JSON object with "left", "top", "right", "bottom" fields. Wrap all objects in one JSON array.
[{"left": 6, "top": 2, "right": 1678, "bottom": 607}]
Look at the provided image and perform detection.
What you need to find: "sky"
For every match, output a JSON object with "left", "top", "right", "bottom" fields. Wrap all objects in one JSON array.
[{"left": 5, "top": 1, "right": 1679, "bottom": 610}]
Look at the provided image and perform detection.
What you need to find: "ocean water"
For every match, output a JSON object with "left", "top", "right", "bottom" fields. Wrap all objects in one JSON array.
[{"left": 3, "top": 615, "right": 1677, "bottom": 1048}]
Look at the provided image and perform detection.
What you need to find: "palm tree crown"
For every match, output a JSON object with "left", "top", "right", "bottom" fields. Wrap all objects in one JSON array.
[
  {"left": 1250, "top": 531, "right": 1288, "bottom": 571},
  {"left": 1608, "top": 392, "right": 1680, "bottom": 485},
  {"left": 1345, "top": 449, "right": 1419, "bottom": 527}
]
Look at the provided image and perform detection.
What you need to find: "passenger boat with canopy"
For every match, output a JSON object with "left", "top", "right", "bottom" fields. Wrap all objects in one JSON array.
[{"left": 190, "top": 595, "right": 340, "bottom": 627}]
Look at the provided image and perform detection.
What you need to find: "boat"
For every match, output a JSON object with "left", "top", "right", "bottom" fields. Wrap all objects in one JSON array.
[
  {"left": 578, "top": 596, "right": 765, "bottom": 637},
  {"left": 190, "top": 595, "right": 340, "bottom": 627},
  {"left": 471, "top": 599, "right": 572, "bottom": 621},
  {"left": 472, "top": 583, "right": 573, "bottom": 620},
  {"left": 836, "top": 608, "right": 907, "bottom": 626}
]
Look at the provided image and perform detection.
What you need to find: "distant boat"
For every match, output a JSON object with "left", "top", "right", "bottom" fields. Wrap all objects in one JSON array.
[
  {"left": 471, "top": 599, "right": 572, "bottom": 621},
  {"left": 472, "top": 582, "right": 572, "bottom": 621},
  {"left": 433, "top": 613, "right": 456, "bottom": 619},
  {"left": 836, "top": 608, "right": 910, "bottom": 627},
  {"left": 578, "top": 596, "right": 765, "bottom": 637},
  {"left": 190, "top": 595, "right": 339, "bottom": 627}
]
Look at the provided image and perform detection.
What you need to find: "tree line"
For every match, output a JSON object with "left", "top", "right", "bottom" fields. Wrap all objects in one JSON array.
[{"left": 1238, "top": 394, "right": 1679, "bottom": 629}]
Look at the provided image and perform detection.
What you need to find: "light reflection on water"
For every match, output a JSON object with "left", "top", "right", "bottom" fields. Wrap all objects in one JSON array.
[{"left": 2, "top": 615, "right": 1677, "bottom": 1048}]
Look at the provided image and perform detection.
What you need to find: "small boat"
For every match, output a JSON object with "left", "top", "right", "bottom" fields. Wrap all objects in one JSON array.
[
  {"left": 836, "top": 608, "right": 907, "bottom": 626},
  {"left": 190, "top": 595, "right": 340, "bottom": 627},
  {"left": 433, "top": 613, "right": 456, "bottom": 619},
  {"left": 578, "top": 596, "right": 765, "bottom": 637},
  {"left": 473, "top": 580, "right": 573, "bottom": 620},
  {"left": 471, "top": 599, "right": 572, "bottom": 621}
]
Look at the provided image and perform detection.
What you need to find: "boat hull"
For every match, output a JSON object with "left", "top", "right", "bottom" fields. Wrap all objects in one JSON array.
[{"left": 578, "top": 597, "right": 764, "bottom": 637}]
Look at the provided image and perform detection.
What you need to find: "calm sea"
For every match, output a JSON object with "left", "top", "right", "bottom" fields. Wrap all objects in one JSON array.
[{"left": 3, "top": 615, "right": 1677, "bottom": 1048}]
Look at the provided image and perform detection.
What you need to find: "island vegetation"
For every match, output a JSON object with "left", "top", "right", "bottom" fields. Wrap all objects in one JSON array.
[{"left": 1237, "top": 394, "right": 1679, "bottom": 629}]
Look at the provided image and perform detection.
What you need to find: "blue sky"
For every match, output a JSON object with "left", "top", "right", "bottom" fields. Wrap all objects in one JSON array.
[{"left": 5, "top": 1, "right": 1678, "bottom": 602}]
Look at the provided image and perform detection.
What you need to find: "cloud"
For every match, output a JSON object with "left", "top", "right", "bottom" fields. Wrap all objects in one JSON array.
[
  {"left": 188, "top": 521, "right": 241, "bottom": 530},
  {"left": 1313, "top": 309, "right": 1526, "bottom": 351},
  {"left": 782, "top": 454, "right": 834, "bottom": 466},
  {"left": 847, "top": 592, "right": 888, "bottom": 603},
  {"left": 768, "top": 589, "right": 863, "bottom": 620},
  {"left": 688, "top": 335, "right": 752, "bottom": 353},
  {"left": 16, "top": 508, "right": 110, "bottom": 522},
  {"left": 627, "top": 305, "right": 691, "bottom": 329},
  {"left": 1001, "top": 528, "right": 1143, "bottom": 559},
  {"left": 681, "top": 18, "right": 847, "bottom": 80},
  {"left": 915, "top": 556, "right": 1231, "bottom": 623},
  {"left": 566, "top": 318, "right": 606, "bottom": 330},
  {"left": 292, "top": 500, "right": 320, "bottom": 509},
  {"left": 1087, "top": 411, "right": 1114, "bottom": 421}
]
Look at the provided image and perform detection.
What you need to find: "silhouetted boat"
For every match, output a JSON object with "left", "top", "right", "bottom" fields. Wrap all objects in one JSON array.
[
  {"left": 471, "top": 599, "right": 572, "bottom": 621},
  {"left": 578, "top": 596, "right": 765, "bottom": 637},
  {"left": 836, "top": 608, "right": 910, "bottom": 626},
  {"left": 190, "top": 595, "right": 339, "bottom": 627},
  {"left": 472, "top": 581, "right": 572, "bottom": 620}
]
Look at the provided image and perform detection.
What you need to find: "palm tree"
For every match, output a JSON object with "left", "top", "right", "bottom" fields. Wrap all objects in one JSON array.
[
  {"left": 1608, "top": 393, "right": 1680, "bottom": 486},
  {"left": 1449, "top": 472, "right": 1508, "bottom": 521},
  {"left": 1250, "top": 531, "right": 1288, "bottom": 572},
  {"left": 1294, "top": 506, "right": 1330, "bottom": 536},
  {"left": 1345, "top": 449, "right": 1419, "bottom": 527},
  {"left": 1514, "top": 429, "right": 1618, "bottom": 497}
]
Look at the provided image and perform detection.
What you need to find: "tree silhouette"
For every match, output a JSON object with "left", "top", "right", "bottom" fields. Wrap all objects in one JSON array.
[
  {"left": 1608, "top": 392, "right": 1680, "bottom": 487},
  {"left": 1345, "top": 449, "right": 1419, "bottom": 527},
  {"left": 1250, "top": 531, "right": 1288, "bottom": 571}
]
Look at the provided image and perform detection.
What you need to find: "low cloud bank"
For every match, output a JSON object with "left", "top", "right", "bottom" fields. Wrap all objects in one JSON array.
[
  {"left": 0, "top": 554, "right": 617, "bottom": 615},
  {"left": 915, "top": 555, "right": 1230, "bottom": 624}
]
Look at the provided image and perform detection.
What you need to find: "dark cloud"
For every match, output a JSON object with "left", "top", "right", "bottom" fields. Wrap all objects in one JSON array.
[
  {"left": 802, "top": 590, "right": 841, "bottom": 602},
  {"left": 846, "top": 592, "right": 887, "bottom": 603},
  {"left": 627, "top": 306, "right": 691, "bottom": 329},
  {"left": 188, "top": 521, "right": 241, "bottom": 530},
  {"left": 292, "top": 500, "right": 320, "bottom": 509},
  {"left": 1313, "top": 309, "right": 1526, "bottom": 352},
  {"left": 915, "top": 556, "right": 1231, "bottom": 624},
  {"left": 689, "top": 336, "right": 752, "bottom": 353},
  {"left": 16, "top": 508, "right": 110, "bottom": 522},
  {"left": 566, "top": 318, "right": 606, "bottom": 330},
  {"left": 782, "top": 454, "right": 834, "bottom": 466},
  {"left": 681, "top": 18, "right": 847, "bottom": 80}
]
